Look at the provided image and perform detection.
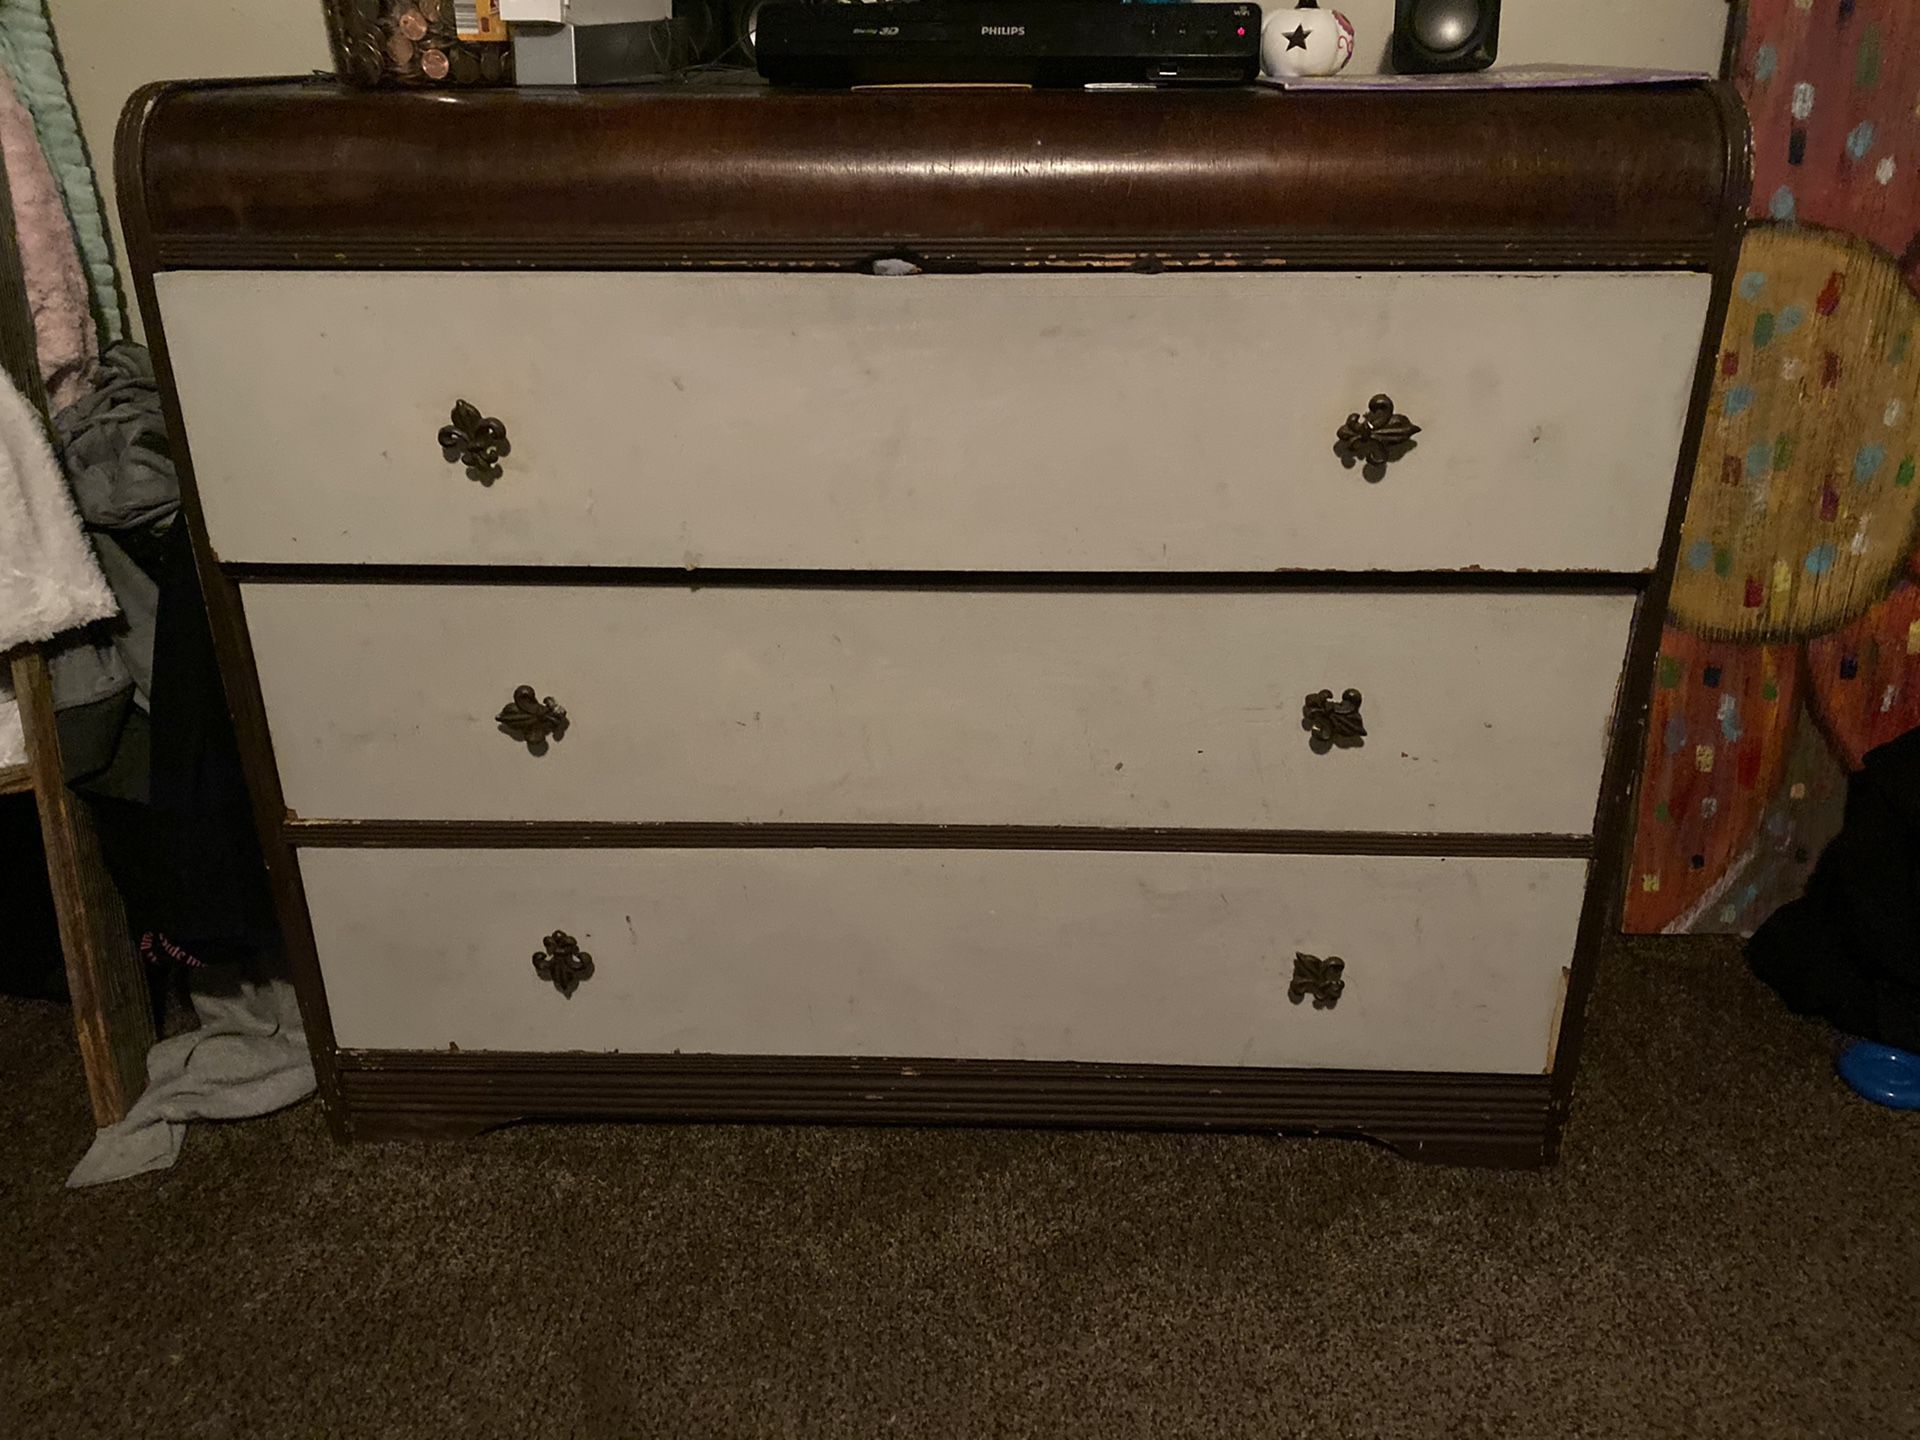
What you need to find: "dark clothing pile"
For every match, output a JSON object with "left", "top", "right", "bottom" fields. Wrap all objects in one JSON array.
[
  {"left": 5, "top": 342, "right": 275, "bottom": 1000},
  {"left": 1748, "top": 729, "right": 1920, "bottom": 1052}
]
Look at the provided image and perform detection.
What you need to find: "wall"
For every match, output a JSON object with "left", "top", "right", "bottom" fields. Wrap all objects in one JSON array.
[
  {"left": 46, "top": 0, "right": 331, "bottom": 335},
  {"left": 1334, "top": 0, "right": 1732, "bottom": 76}
]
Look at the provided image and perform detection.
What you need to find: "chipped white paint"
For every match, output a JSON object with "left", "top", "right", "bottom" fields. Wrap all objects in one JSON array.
[
  {"left": 160, "top": 269, "right": 1709, "bottom": 572},
  {"left": 302, "top": 846, "right": 1589, "bottom": 1071},
  {"left": 245, "top": 583, "right": 1636, "bottom": 834}
]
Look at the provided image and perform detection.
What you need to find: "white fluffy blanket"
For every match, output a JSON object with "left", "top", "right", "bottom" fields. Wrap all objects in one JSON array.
[{"left": 0, "top": 372, "right": 116, "bottom": 763}]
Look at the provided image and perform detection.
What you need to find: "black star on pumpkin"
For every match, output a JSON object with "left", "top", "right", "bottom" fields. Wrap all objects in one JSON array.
[{"left": 1284, "top": 23, "right": 1311, "bottom": 48}]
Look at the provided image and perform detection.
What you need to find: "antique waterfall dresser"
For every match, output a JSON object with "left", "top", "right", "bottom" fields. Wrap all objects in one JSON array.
[{"left": 118, "top": 77, "right": 1747, "bottom": 1165}]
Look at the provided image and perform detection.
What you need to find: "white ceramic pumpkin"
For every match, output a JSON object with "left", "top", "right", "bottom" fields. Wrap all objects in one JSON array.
[{"left": 1260, "top": 2, "right": 1356, "bottom": 79}]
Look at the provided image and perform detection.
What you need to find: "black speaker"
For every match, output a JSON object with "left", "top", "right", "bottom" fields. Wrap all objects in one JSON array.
[{"left": 1391, "top": 0, "right": 1498, "bottom": 73}]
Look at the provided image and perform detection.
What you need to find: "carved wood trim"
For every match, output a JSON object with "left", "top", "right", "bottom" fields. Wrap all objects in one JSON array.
[
  {"left": 334, "top": 1050, "right": 1555, "bottom": 1168},
  {"left": 282, "top": 819, "right": 1597, "bottom": 858},
  {"left": 123, "top": 79, "right": 1735, "bottom": 274}
]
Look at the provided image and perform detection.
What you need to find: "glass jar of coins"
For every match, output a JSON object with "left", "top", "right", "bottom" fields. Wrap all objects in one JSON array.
[{"left": 323, "top": 0, "right": 515, "bottom": 87}]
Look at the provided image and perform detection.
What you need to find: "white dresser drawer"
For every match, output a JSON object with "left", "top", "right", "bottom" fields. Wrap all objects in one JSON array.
[
  {"left": 160, "top": 269, "right": 1708, "bottom": 573},
  {"left": 247, "top": 582, "right": 1634, "bottom": 834},
  {"left": 303, "top": 846, "right": 1585, "bottom": 1072}
]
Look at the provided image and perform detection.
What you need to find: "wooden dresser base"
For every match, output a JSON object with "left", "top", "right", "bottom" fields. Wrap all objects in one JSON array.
[{"left": 334, "top": 1053, "right": 1556, "bottom": 1168}]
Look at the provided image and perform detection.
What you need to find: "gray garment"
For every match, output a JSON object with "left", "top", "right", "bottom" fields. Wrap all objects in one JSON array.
[
  {"left": 39, "top": 618, "right": 124, "bottom": 710},
  {"left": 88, "top": 532, "right": 156, "bottom": 702},
  {"left": 66, "top": 975, "right": 314, "bottom": 1187},
  {"left": 58, "top": 344, "right": 176, "bottom": 532},
  {"left": 44, "top": 342, "right": 178, "bottom": 721},
  {"left": 40, "top": 652, "right": 129, "bottom": 779}
]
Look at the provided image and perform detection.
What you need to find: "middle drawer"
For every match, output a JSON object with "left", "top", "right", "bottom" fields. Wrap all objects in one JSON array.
[{"left": 246, "top": 583, "right": 1635, "bottom": 834}]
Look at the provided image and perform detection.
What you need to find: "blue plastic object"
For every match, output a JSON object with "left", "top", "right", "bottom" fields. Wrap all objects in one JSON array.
[{"left": 1836, "top": 1041, "right": 1920, "bottom": 1110}]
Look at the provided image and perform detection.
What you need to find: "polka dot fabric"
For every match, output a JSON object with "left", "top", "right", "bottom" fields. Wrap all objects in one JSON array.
[
  {"left": 1806, "top": 580, "right": 1920, "bottom": 764},
  {"left": 1628, "top": 0, "right": 1920, "bottom": 933},
  {"left": 1625, "top": 632, "right": 1802, "bottom": 933},
  {"left": 1741, "top": 0, "right": 1920, "bottom": 282},
  {"left": 1668, "top": 227, "right": 1920, "bottom": 641}
]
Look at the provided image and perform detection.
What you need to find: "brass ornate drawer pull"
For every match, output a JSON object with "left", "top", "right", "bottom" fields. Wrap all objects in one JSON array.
[
  {"left": 497, "top": 685, "right": 568, "bottom": 753},
  {"left": 1335, "top": 393, "right": 1420, "bottom": 469},
  {"left": 1290, "top": 952, "right": 1345, "bottom": 1010},
  {"left": 533, "top": 930, "right": 594, "bottom": 998},
  {"left": 439, "top": 399, "right": 510, "bottom": 483},
  {"left": 1303, "top": 688, "right": 1366, "bottom": 751}
]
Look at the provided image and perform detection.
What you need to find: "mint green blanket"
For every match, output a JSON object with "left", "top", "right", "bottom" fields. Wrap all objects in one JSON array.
[{"left": 0, "top": 0, "right": 122, "bottom": 342}]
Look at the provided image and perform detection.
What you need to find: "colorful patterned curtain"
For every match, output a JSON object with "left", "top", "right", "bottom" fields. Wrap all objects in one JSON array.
[{"left": 1627, "top": 0, "right": 1920, "bottom": 932}]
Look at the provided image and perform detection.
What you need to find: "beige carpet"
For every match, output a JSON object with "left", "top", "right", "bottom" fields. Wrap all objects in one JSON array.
[{"left": 2, "top": 935, "right": 1916, "bottom": 1439}]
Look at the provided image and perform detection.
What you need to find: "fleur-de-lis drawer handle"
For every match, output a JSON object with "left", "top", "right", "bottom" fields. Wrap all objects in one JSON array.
[
  {"left": 533, "top": 930, "right": 594, "bottom": 998},
  {"left": 439, "top": 399, "right": 510, "bottom": 483},
  {"left": 1290, "top": 952, "right": 1346, "bottom": 1010},
  {"left": 1303, "top": 688, "right": 1366, "bottom": 751},
  {"left": 497, "top": 685, "right": 568, "bottom": 754},
  {"left": 1335, "top": 394, "right": 1420, "bottom": 469}
]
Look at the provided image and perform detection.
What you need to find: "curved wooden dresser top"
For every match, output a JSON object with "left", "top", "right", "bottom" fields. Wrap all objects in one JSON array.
[{"left": 117, "top": 77, "right": 1749, "bottom": 271}]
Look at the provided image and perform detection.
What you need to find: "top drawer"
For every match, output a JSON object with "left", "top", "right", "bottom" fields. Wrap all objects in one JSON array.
[{"left": 157, "top": 270, "right": 1708, "bottom": 573}]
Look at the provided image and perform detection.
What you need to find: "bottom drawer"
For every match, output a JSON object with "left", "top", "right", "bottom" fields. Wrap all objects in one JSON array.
[{"left": 302, "top": 848, "right": 1587, "bottom": 1074}]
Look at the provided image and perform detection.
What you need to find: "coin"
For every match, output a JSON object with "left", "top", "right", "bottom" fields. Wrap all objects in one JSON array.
[
  {"left": 479, "top": 46, "right": 504, "bottom": 81},
  {"left": 421, "top": 46, "right": 450, "bottom": 78},
  {"left": 418, "top": 0, "right": 441, "bottom": 16},
  {"left": 352, "top": 0, "right": 381, "bottom": 22},
  {"left": 398, "top": 8, "right": 428, "bottom": 39},
  {"left": 451, "top": 48, "right": 480, "bottom": 83},
  {"left": 386, "top": 31, "right": 415, "bottom": 64}
]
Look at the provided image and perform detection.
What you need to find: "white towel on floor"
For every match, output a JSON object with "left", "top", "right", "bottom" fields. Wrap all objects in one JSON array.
[
  {"left": 0, "top": 370, "right": 116, "bottom": 764},
  {"left": 67, "top": 976, "right": 316, "bottom": 1188}
]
